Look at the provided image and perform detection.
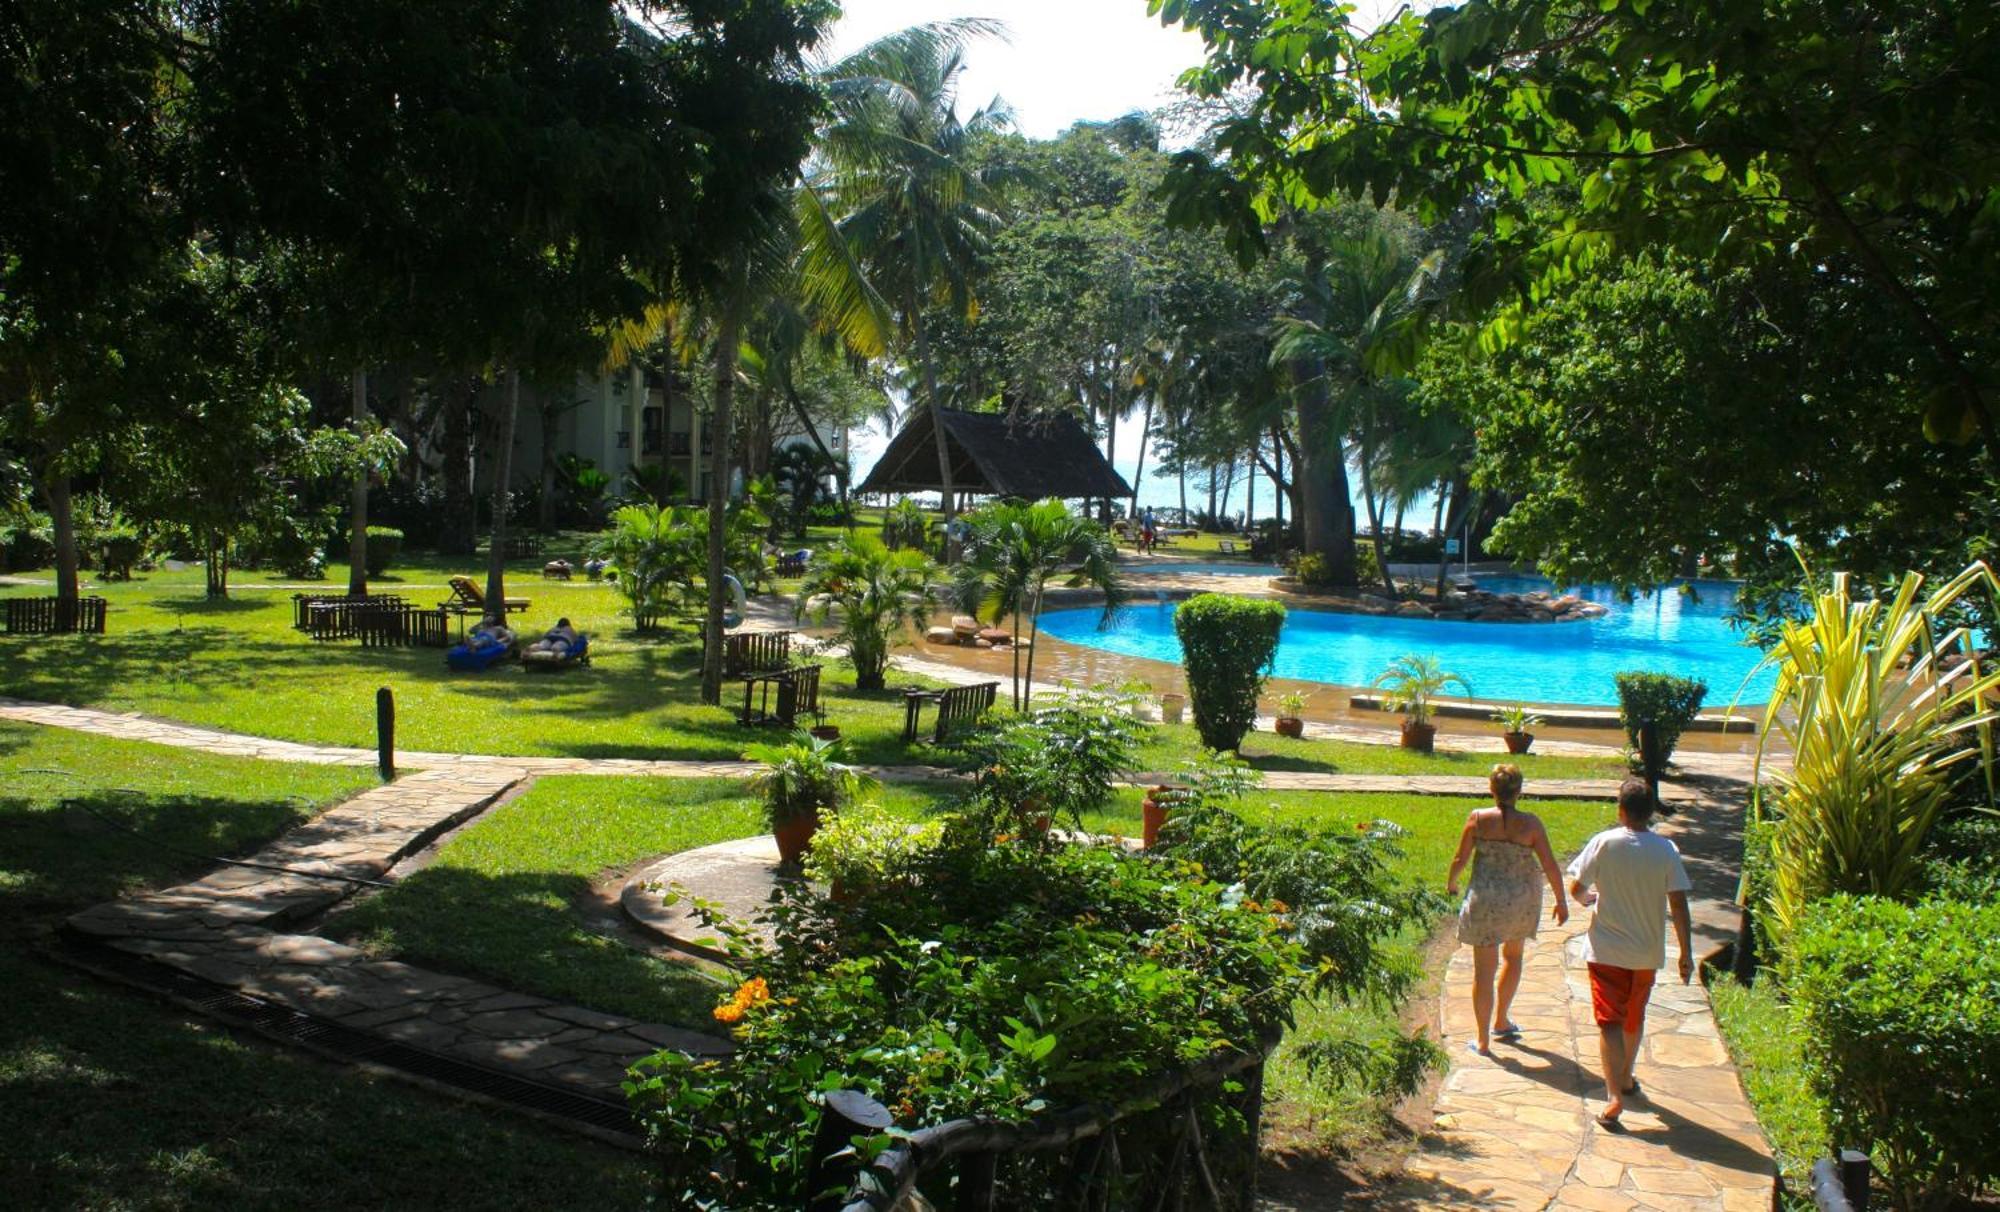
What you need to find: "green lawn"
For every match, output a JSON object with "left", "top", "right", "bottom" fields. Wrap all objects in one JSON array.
[
  {"left": 1710, "top": 974, "right": 1828, "bottom": 1196},
  {"left": 0, "top": 556, "right": 1625, "bottom": 780},
  {"left": 0, "top": 722, "right": 652, "bottom": 1210}
]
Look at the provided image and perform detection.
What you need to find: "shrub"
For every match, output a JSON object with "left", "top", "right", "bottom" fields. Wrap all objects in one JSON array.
[
  {"left": 1613, "top": 671, "right": 1707, "bottom": 767},
  {"left": 1290, "top": 551, "right": 1331, "bottom": 585},
  {"left": 364, "top": 526, "right": 404, "bottom": 576},
  {"left": 880, "top": 497, "right": 928, "bottom": 550},
  {"left": 796, "top": 535, "right": 938, "bottom": 690},
  {"left": 954, "top": 686, "right": 1147, "bottom": 835},
  {"left": 95, "top": 527, "right": 144, "bottom": 580},
  {"left": 1789, "top": 896, "right": 2000, "bottom": 1209},
  {"left": 1, "top": 511, "right": 55, "bottom": 572},
  {"left": 629, "top": 759, "right": 1435, "bottom": 1208},
  {"left": 1748, "top": 564, "right": 2000, "bottom": 947},
  {"left": 1173, "top": 594, "right": 1286, "bottom": 751},
  {"left": 593, "top": 503, "right": 703, "bottom": 630},
  {"left": 1355, "top": 540, "right": 1384, "bottom": 587}
]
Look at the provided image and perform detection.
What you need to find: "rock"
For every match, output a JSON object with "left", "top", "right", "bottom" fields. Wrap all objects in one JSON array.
[
  {"left": 1397, "top": 600, "right": 1433, "bottom": 617},
  {"left": 1554, "top": 594, "right": 1581, "bottom": 611},
  {"left": 950, "top": 615, "right": 979, "bottom": 634},
  {"left": 925, "top": 626, "right": 956, "bottom": 645},
  {"left": 1476, "top": 607, "right": 1515, "bottom": 621},
  {"left": 973, "top": 638, "right": 994, "bottom": 649},
  {"left": 1578, "top": 603, "right": 1609, "bottom": 618},
  {"left": 1359, "top": 594, "right": 1396, "bottom": 609},
  {"left": 977, "top": 628, "right": 1012, "bottom": 646}
]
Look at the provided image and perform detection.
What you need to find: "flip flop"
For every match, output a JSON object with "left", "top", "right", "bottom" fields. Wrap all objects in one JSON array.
[
  {"left": 1465, "top": 1041, "right": 1492, "bottom": 1057},
  {"left": 1493, "top": 1025, "right": 1523, "bottom": 1041},
  {"left": 1594, "top": 1109, "right": 1625, "bottom": 1132}
]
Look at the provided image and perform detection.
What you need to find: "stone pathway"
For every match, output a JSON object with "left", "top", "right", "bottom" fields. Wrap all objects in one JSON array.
[
  {"left": 0, "top": 695, "right": 1702, "bottom": 803},
  {"left": 1376, "top": 787, "right": 1773, "bottom": 1210},
  {"left": 66, "top": 767, "right": 730, "bottom": 1100}
]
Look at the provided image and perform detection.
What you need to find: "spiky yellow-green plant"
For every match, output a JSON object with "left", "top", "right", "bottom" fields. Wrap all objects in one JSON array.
[{"left": 1748, "top": 562, "right": 2000, "bottom": 949}]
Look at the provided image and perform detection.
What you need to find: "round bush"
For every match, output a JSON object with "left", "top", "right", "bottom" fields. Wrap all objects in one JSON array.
[
  {"left": 1173, "top": 593, "right": 1286, "bottom": 751},
  {"left": 364, "top": 526, "right": 404, "bottom": 577}
]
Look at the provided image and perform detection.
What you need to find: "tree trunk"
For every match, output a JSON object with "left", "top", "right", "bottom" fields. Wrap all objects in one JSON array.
[
  {"left": 1100, "top": 383, "right": 1118, "bottom": 525},
  {"left": 1021, "top": 578, "right": 1045, "bottom": 713},
  {"left": 1243, "top": 452, "right": 1254, "bottom": 527},
  {"left": 1290, "top": 369, "right": 1357, "bottom": 585},
  {"left": 346, "top": 368, "right": 370, "bottom": 595},
  {"left": 1206, "top": 464, "right": 1218, "bottom": 524},
  {"left": 205, "top": 532, "right": 229, "bottom": 598},
  {"left": 701, "top": 306, "right": 742, "bottom": 707},
  {"left": 1356, "top": 433, "right": 1394, "bottom": 594},
  {"left": 1434, "top": 473, "right": 1471, "bottom": 597},
  {"left": 483, "top": 369, "right": 521, "bottom": 623},
  {"left": 914, "top": 304, "right": 955, "bottom": 517},
  {"left": 1129, "top": 391, "right": 1153, "bottom": 522},
  {"left": 1391, "top": 497, "right": 1407, "bottom": 557},
  {"left": 46, "top": 469, "right": 79, "bottom": 615},
  {"left": 438, "top": 380, "right": 478, "bottom": 555},
  {"left": 538, "top": 401, "right": 560, "bottom": 534}
]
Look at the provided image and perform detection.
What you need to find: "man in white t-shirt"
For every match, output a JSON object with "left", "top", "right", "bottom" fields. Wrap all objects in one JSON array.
[{"left": 1566, "top": 778, "right": 1694, "bottom": 1128}]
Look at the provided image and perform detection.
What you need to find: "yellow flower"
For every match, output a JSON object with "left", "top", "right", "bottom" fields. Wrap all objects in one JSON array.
[{"left": 713, "top": 1002, "right": 745, "bottom": 1024}]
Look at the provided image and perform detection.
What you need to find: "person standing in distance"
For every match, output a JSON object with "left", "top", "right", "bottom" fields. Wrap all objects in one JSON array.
[{"left": 1566, "top": 778, "right": 1694, "bottom": 1129}]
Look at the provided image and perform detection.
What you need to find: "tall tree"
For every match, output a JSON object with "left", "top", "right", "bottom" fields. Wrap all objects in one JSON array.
[{"left": 801, "top": 23, "right": 1013, "bottom": 515}]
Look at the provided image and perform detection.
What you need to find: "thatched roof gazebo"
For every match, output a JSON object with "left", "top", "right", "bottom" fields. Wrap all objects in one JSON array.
[{"left": 858, "top": 409, "right": 1132, "bottom": 501}]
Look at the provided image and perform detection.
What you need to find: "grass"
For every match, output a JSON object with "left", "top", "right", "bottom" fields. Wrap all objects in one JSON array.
[
  {"left": 0, "top": 721, "right": 652, "bottom": 1209},
  {"left": 1710, "top": 974, "right": 1828, "bottom": 1195},
  {"left": 325, "top": 775, "right": 962, "bottom": 1026},
  {"left": 0, "top": 554, "right": 1627, "bottom": 780}
]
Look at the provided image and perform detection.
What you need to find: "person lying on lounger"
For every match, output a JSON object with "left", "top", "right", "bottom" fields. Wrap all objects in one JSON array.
[{"left": 527, "top": 617, "right": 580, "bottom": 659}]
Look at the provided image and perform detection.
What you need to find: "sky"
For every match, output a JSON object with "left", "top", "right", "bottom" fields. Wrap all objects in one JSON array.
[{"left": 827, "top": 0, "right": 1433, "bottom": 525}]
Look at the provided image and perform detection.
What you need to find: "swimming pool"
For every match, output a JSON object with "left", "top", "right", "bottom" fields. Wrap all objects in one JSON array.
[{"left": 1038, "top": 575, "right": 1777, "bottom": 707}]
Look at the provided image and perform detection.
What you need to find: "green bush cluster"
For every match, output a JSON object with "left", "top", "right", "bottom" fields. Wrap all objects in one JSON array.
[
  {"left": 1355, "top": 540, "right": 1384, "bottom": 587},
  {"left": 0, "top": 511, "right": 54, "bottom": 572},
  {"left": 364, "top": 526, "right": 404, "bottom": 576},
  {"left": 629, "top": 759, "right": 1436, "bottom": 1208},
  {"left": 1174, "top": 594, "right": 1286, "bottom": 751},
  {"left": 1789, "top": 896, "right": 2000, "bottom": 1209},
  {"left": 1612, "top": 671, "right": 1706, "bottom": 767}
]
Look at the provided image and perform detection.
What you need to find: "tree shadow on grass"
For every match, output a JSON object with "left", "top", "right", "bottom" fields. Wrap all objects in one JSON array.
[{"left": 327, "top": 864, "right": 727, "bottom": 1031}]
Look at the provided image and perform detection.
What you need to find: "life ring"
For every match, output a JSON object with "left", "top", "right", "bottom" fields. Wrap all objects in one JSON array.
[{"left": 722, "top": 572, "right": 746, "bottom": 630}]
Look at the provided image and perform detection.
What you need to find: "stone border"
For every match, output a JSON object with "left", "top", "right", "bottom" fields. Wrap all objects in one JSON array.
[{"left": 64, "top": 767, "right": 732, "bottom": 1106}]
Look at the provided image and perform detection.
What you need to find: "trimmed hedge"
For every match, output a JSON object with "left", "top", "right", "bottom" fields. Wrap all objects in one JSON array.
[
  {"left": 364, "top": 526, "right": 404, "bottom": 577},
  {"left": 1173, "top": 594, "right": 1285, "bottom": 752},
  {"left": 1790, "top": 895, "right": 2000, "bottom": 1210},
  {"left": 1613, "top": 671, "right": 1706, "bottom": 768}
]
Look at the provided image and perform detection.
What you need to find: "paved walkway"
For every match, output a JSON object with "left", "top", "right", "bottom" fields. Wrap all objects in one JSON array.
[
  {"left": 0, "top": 695, "right": 1703, "bottom": 803},
  {"left": 65, "top": 767, "right": 730, "bottom": 1101},
  {"left": 1375, "top": 787, "right": 1773, "bottom": 1210}
]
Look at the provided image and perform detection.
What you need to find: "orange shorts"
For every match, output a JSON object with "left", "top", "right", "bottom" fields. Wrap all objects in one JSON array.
[{"left": 1588, "top": 963, "right": 1657, "bottom": 1032}]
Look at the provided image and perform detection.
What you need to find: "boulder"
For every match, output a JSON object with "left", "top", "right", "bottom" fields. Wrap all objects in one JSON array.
[
  {"left": 1397, "top": 600, "right": 1433, "bottom": 618},
  {"left": 950, "top": 614, "right": 980, "bottom": 635},
  {"left": 925, "top": 626, "right": 957, "bottom": 645},
  {"left": 973, "top": 637, "right": 994, "bottom": 649},
  {"left": 977, "top": 627, "right": 1012, "bottom": 646}
]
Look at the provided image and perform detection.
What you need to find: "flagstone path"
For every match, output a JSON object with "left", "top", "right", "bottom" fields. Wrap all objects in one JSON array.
[
  {"left": 1372, "top": 786, "right": 1775, "bottom": 1210},
  {"left": 64, "top": 766, "right": 730, "bottom": 1104}
]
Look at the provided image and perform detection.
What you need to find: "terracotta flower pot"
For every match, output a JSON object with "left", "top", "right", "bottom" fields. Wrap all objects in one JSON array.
[
  {"left": 1503, "top": 731, "right": 1535, "bottom": 755},
  {"left": 1275, "top": 716, "right": 1305, "bottom": 739},
  {"left": 1141, "top": 785, "right": 1178, "bottom": 849},
  {"left": 772, "top": 808, "right": 821, "bottom": 867},
  {"left": 1401, "top": 720, "right": 1437, "bottom": 753}
]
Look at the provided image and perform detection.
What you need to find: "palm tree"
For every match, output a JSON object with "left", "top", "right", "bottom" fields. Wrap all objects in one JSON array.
[
  {"left": 799, "top": 22, "right": 1014, "bottom": 517},
  {"left": 797, "top": 534, "right": 940, "bottom": 689},
  {"left": 954, "top": 498, "right": 1127, "bottom": 710}
]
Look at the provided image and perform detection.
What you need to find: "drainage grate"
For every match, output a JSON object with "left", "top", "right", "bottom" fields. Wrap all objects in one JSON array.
[{"left": 65, "top": 939, "right": 641, "bottom": 1140}]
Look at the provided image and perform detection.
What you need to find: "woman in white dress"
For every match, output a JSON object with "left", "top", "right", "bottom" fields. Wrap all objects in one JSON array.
[{"left": 1446, "top": 764, "right": 1571, "bottom": 1054}]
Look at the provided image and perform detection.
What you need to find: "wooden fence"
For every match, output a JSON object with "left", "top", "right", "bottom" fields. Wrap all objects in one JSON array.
[
  {"left": 293, "top": 594, "right": 409, "bottom": 641},
  {"left": 3, "top": 595, "right": 108, "bottom": 635},
  {"left": 355, "top": 604, "right": 451, "bottom": 649},
  {"left": 814, "top": 1036, "right": 1276, "bottom": 1212}
]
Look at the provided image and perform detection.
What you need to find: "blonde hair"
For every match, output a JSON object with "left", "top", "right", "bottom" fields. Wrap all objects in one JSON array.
[{"left": 1489, "top": 763, "right": 1525, "bottom": 809}]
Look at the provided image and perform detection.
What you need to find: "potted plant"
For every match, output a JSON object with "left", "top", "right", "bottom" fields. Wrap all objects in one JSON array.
[
  {"left": 1371, "top": 654, "right": 1471, "bottom": 754},
  {"left": 744, "top": 732, "right": 878, "bottom": 868},
  {"left": 1273, "top": 690, "right": 1309, "bottom": 739},
  {"left": 809, "top": 720, "right": 841, "bottom": 742},
  {"left": 1158, "top": 690, "right": 1187, "bottom": 725},
  {"left": 1141, "top": 784, "right": 1185, "bottom": 849},
  {"left": 1492, "top": 703, "right": 1544, "bottom": 754}
]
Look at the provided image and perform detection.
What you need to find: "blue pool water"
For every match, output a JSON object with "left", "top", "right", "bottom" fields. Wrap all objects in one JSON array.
[
  {"left": 1127, "top": 563, "right": 1284, "bottom": 577},
  {"left": 1039, "top": 575, "right": 1777, "bottom": 707}
]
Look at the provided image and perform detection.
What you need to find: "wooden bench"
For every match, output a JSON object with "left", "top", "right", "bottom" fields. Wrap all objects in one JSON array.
[
  {"left": 440, "top": 575, "right": 528, "bottom": 620},
  {"left": 298, "top": 594, "right": 408, "bottom": 641},
  {"left": 718, "top": 630, "right": 792, "bottom": 678},
  {"left": 356, "top": 604, "right": 452, "bottom": 649},
  {"left": 739, "top": 664, "right": 823, "bottom": 727},
  {"left": 502, "top": 534, "right": 543, "bottom": 559},
  {"left": 901, "top": 681, "right": 1000, "bottom": 744},
  {"left": 1216, "top": 539, "right": 1237, "bottom": 555},
  {"left": 3, "top": 595, "right": 107, "bottom": 635}
]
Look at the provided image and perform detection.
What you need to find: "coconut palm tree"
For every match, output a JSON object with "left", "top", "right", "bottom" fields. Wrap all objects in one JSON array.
[
  {"left": 797, "top": 534, "right": 939, "bottom": 690},
  {"left": 799, "top": 23, "right": 1015, "bottom": 517},
  {"left": 954, "top": 498, "right": 1127, "bottom": 710}
]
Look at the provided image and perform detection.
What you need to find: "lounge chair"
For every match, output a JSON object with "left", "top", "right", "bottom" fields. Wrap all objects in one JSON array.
[{"left": 441, "top": 575, "right": 529, "bottom": 617}]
